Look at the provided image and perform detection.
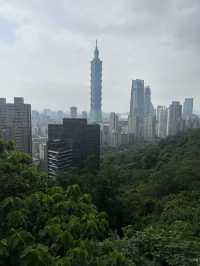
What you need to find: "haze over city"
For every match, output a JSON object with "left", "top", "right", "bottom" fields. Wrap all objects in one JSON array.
[
  {"left": 0, "top": 0, "right": 199, "bottom": 112},
  {"left": 1, "top": 2, "right": 200, "bottom": 264}
]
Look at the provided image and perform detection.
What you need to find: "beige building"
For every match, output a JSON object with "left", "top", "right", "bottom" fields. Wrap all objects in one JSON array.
[{"left": 0, "top": 97, "right": 32, "bottom": 154}]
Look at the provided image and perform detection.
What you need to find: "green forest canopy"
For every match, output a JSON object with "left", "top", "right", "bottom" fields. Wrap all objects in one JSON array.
[{"left": 1, "top": 129, "right": 200, "bottom": 265}]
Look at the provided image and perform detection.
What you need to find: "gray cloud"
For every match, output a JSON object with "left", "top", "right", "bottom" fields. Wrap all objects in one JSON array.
[{"left": 0, "top": 0, "right": 199, "bottom": 112}]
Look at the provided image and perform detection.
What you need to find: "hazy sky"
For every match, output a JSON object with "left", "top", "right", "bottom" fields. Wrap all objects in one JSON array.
[{"left": 0, "top": 0, "right": 199, "bottom": 113}]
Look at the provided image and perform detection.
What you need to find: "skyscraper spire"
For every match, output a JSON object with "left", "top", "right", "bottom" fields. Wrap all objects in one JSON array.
[{"left": 94, "top": 39, "right": 99, "bottom": 59}]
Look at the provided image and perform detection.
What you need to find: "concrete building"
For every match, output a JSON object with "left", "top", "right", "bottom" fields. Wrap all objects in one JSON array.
[
  {"left": 184, "top": 114, "right": 200, "bottom": 130},
  {"left": 144, "top": 86, "right": 154, "bottom": 116},
  {"left": 183, "top": 98, "right": 193, "bottom": 117},
  {"left": 70, "top": 106, "right": 78, "bottom": 119},
  {"left": 39, "top": 143, "right": 47, "bottom": 161},
  {"left": 167, "top": 101, "right": 183, "bottom": 136},
  {"left": 48, "top": 118, "right": 100, "bottom": 176},
  {"left": 156, "top": 106, "right": 168, "bottom": 138},
  {"left": 90, "top": 41, "right": 102, "bottom": 123},
  {"left": 119, "top": 133, "right": 129, "bottom": 146},
  {"left": 109, "top": 112, "right": 119, "bottom": 132},
  {"left": 0, "top": 97, "right": 32, "bottom": 154},
  {"left": 109, "top": 112, "right": 119, "bottom": 147},
  {"left": 128, "top": 79, "right": 145, "bottom": 141},
  {"left": 32, "top": 137, "right": 47, "bottom": 159},
  {"left": 143, "top": 86, "right": 156, "bottom": 141},
  {"left": 101, "top": 124, "right": 110, "bottom": 146},
  {"left": 144, "top": 115, "right": 156, "bottom": 142}
]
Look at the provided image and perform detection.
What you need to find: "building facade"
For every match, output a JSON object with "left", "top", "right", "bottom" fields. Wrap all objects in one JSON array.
[
  {"left": 183, "top": 98, "right": 193, "bottom": 117},
  {"left": 167, "top": 101, "right": 183, "bottom": 136},
  {"left": 48, "top": 118, "right": 100, "bottom": 176},
  {"left": 109, "top": 112, "right": 119, "bottom": 147},
  {"left": 128, "top": 79, "right": 145, "bottom": 141},
  {"left": 0, "top": 97, "right": 32, "bottom": 154},
  {"left": 144, "top": 86, "right": 154, "bottom": 116},
  {"left": 185, "top": 115, "right": 200, "bottom": 129},
  {"left": 101, "top": 124, "right": 110, "bottom": 146},
  {"left": 156, "top": 106, "right": 168, "bottom": 139},
  {"left": 90, "top": 41, "right": 102, "bottom": 123},
  {"left": 143, "top": 86, "right": 156, "bottom": 141},
  {"left": 48, "top": 139, "right": 73, "bottom": 176},
  {"left": 144, "top": 115, "right": 156, "bottom": 142}
]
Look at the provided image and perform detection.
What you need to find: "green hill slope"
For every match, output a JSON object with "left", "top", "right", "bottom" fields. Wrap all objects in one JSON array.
[{"left": 1, "top": 129, "right": 200, "bottom": 265}]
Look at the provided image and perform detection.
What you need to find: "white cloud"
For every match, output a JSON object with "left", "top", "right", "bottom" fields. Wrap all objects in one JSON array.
[{"left": 0, "top": 0, "right": 199, "bottom": 112}]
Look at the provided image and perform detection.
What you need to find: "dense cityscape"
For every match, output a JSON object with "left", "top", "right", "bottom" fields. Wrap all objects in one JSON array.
[{"left": 0, "top": 42, "right": 199, "bottom": 176}]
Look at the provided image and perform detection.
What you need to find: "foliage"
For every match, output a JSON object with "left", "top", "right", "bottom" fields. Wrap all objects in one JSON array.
[
  {"left": 1, "top": 129, "right": 200, "bottom": 265},
  {"left": 0, "top": 141, "right": 48, "bottom": 199},
  {"left": 57, "top": 129, "right": 200, "bottom": 264}
]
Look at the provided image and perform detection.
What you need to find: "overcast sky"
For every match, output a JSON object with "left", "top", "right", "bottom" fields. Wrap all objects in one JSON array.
[{"left": 0, "top": 0, "right": 199, "bottom": 113}]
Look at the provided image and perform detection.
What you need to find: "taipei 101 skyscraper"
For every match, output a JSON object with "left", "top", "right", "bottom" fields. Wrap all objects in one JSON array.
[{"left": 90, "top": 40, "right": 102, "bottom": 123}]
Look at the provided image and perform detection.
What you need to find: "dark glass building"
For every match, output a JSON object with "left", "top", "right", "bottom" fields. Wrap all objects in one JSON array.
[
  {"left": 48, "top": 118, "right": 100, "bottom": 176},
  {"left": 128, "top": 79, "right": 145, "bottom": 141}
]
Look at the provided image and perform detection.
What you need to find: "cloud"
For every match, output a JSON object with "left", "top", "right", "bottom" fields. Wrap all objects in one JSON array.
[{"left": 0, "top": 0, "right": 199, "bottom": 112}]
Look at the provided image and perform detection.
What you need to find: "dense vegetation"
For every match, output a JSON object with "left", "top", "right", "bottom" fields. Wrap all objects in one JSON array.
[{"left": 1, "top": 129, "right": 200, "bottom": 265}]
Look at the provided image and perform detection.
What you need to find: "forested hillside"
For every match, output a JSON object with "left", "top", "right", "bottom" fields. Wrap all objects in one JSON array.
[{"left": 1, "top": 129, "right": 200, "bottom": 265}]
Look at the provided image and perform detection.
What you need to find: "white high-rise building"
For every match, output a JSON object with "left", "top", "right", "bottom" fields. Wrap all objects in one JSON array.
[
  {"left": 144, "top": 115, "right": 156, "bottom": 141},
  {"left": 157, "top": 106, "right": 168, "bottom": 138},
  {"left": 109, "top": 112, "right": 119, "bottom": 147},
  {"left": 167, "top": 101, "right": 182, "bottom": 136},
  {"left": 109, "top": 112, "right": 119, "bottom": 132}
]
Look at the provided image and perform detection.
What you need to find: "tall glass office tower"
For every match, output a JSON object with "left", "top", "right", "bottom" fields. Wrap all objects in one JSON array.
[
  {"left": 128, "top": 79, "right": 145, "bottom": 140},
  {"left": 183, "top": 98, "right": 193, "bottom": 117},
  {"left": 90, "top": 41, "right": 102, "bottom": 123}
]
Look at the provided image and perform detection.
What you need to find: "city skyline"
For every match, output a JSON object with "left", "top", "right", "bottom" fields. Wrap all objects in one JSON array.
[{"left": 0, "top": 0, "right": 200, "bottom": 112}]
